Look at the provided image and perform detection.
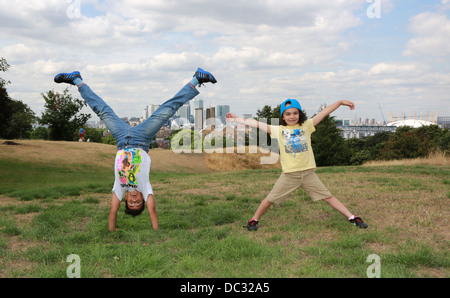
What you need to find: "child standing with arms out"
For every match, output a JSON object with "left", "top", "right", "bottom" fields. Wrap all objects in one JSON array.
[{"left": 226, "top": 99, "right": 368, "bottom": 231}]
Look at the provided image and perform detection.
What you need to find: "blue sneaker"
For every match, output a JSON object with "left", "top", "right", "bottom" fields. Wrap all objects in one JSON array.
[
  {"left": 54, "top": 71, "right": 82, "bottom": 85},
  {"left": 194, "top": 68, "right": 217, "bottom": 85}
]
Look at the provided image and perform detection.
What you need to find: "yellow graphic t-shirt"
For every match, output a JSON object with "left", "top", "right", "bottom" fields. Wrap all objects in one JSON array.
[{"left": 270, "top": 118, "right": 316, "bottom": 173}]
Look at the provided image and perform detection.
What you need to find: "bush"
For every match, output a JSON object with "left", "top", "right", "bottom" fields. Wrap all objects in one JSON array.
[
  {"left": 345, "top": 125, "right": 449, "bottom": 163},
  {"left": 30, "top": 126, "right": 50, "bottom": 140},
  {"left": 312, "top": 115, "right": 350, "bottom": 166},
  {"left": 377, "top": 126, "right": 436, "bottom": 160},
  {"left": 102, "top": 133, "right": 117, "bottom": 145},
  {"left": 73, "top": 127, "right": 104, "bottom": 143}
]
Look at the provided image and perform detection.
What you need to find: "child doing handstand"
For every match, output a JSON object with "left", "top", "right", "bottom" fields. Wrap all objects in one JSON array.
[{"left": 54, "top": 68, "right": 217, "bottom": 231}]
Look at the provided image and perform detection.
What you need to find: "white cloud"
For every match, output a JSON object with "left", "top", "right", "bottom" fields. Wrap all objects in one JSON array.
[
  {"left": 404, "top": 12, "right": 450, "bottom": 59},
  {"left": 0, "top": 0, "right": 449, "bottom": 123}
]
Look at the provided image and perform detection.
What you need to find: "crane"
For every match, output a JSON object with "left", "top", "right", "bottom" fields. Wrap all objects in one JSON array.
[{"left": 378, "top": 103, "right": 386, "bottom": 124}]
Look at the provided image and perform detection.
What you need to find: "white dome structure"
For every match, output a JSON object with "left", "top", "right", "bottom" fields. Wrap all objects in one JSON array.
[
  {"left": 386, "top": 111, "right": 439, "bottom": 128},
  {"left": 386, "top": 119, "right": 435, "bottom": 128}
]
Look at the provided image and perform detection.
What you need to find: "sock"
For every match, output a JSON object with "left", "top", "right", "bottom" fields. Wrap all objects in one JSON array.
[
  {"left": 190, "top": 77, "right": 199, "bottom": 88},
  {"left": 348, "top": 215, "right": 355, "bottom": 221},
  {"left": 73, "top": 77, "right": 84, "bottom": 86}
]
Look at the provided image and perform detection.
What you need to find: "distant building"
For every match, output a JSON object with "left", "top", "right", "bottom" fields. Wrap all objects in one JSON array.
[
  {"left": 195, "top": 108, "right": 203, "bottom": 131},
  {"left": 129, "top": 117, "right": 141, "bottom": 127},
  {"left": 176, "top": 103, "right": 191, "bottom": 122},
  {"left": 386, "top": 119, "right": 436, "bottom": 128},
  {"left": 437, "top": 116, "right": 450, "bottom": 129},
  {"left": 216, "top": 105, "right": 230, "bottom": 125},
  {"left": 339, "top": 125, "right": 397, "bottom": 139},
  {"left": 335, "top": 118, "right": 351, "bottom": 126},
  {"left": 143, "top": 106, "right": 149, "bottom": 120},
  {"left": 206, "top": 107, "right": 215, "bottom": 129},
  {"left": 143, "top": 104, "right": 161, "bottom": 120},
  {"left": 191, "top": 98, "right": 203, "bottom": 118}
]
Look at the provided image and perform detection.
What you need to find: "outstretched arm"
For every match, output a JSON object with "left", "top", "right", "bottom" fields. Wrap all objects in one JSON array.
[
  {"left": 226, "top": 112, "right": 271, "bottom": 134},
  {"left": 146, "top": 194, "right": 159, "bottom": 230},
  {"left": 109, "top": 193, "right": 121, "bottom": 231},
  {"left": 313, "top": 100, "right": 355, "bottom": 126}
]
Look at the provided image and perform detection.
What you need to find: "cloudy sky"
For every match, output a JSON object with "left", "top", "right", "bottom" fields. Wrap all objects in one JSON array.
[{"left": 1, "top": 0, "right": 449, "bottom": 124}]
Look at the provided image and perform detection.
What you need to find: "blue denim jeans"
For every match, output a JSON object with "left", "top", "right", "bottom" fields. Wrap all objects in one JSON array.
[{"left": 78, "top": 83, "right": 199, "bottom": 151}]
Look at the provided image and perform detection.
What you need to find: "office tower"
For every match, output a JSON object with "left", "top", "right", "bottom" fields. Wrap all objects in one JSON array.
[
  {"left": 177, "top": 103, "right": 191, "bottom": 122},
  {"left": 206, "top": 107, "right": 215, "bottom": 128},
  {"left": 195, "top": 108, "right": 203, "bottom": 131},
  {"left": 216, "top": 105, "right": 230, "bottom": 125}
]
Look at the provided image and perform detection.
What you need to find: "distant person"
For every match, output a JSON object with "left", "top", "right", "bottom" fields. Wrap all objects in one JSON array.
[
  {"left": 79, "top": 127, "right": 85, "bottom": 142},
  {"left": 226, "top": 99, "right": 368, "bottom": 231},
  {"left": 54, "top": 68, "right": 217, "bottom": 231}
]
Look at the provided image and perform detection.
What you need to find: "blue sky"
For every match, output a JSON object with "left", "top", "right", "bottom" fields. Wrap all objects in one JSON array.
[{"left": 0, "top": 0, "right": 449, "bottom": 124}]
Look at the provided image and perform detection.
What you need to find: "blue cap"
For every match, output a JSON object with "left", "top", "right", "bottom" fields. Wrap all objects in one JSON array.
[{"left": 280, "top": 99, "right": 302, "bottom": 116}]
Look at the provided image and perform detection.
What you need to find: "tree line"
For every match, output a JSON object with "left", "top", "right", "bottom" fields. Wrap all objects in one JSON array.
[{"left": 256, "top": 104, "right": 449, "bottom": 166}]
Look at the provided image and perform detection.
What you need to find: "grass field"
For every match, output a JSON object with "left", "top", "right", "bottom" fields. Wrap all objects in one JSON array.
[{"left": 0, "top": 140, "right": 448, "bottom": 278}]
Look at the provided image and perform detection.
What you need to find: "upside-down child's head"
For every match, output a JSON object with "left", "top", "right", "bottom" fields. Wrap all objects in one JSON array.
[
  {"left": 124, "top": 190, "right": 145, "bottom": 216},
  {"left": 280, "top": 99, "right": 307, "bottom": 126}
]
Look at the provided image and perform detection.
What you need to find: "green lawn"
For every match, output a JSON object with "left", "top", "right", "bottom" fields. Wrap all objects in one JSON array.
[{"left": 0, "top": 153, "right": 448, "bottom": 278}]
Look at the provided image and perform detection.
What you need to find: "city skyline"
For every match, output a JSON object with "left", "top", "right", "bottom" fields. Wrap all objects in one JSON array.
[{"left": 100, "top": 98, "right": 442, "bottom": 127}]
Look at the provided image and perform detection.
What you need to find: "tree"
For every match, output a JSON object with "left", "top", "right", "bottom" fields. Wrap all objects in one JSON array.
[
  {"left": 254, "top": 104, "right": 283, "bottom": 148},
  {"left": 255, "top": 104, "right": 281, "bottom": 124},
  {"left": 30, "top": 126, "right": 50, "bottom": 140},
  {"left": 0, "top": 58, "right": 36, "bottom": 139},
  {"left": 0, "top": 58, "right": 13, "bottom": 135},
  {"left": 376, "top": 125, "right": 442, "bottom": 161},
  {"left": 0, "top": 85, "right": 14, "bottom": 136},
  {"left": 39, "top": 88, "right": 91, "bottom": 141},
  {"left": 4, "top": 100, "right": 36, "bottom": 139},
  {"left": 311, "top": 107, "right": 350, "bottom": 167},
  {"left": 0, "top": 57, "right": 11, "bottom": 88},
  {"left": 102, "top": 133, "right": 117, "bottom": 145},
  {"left": 346, "top": 131, "right": 393, "bottom": 165}
]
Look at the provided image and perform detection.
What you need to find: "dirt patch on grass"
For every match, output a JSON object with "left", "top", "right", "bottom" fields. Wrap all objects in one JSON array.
[
  {"left": 204, "top": 146, "right": 281, "bottom": 172},
  {"left": 148, "top": 149, "right": 211, "bottom": 173},
  {"left": 0, "top": 139, "right": 116, "bottom": 169},
  {"left": 363, "top": 150, "right": 449, "bottom": 167},
  {"left": 0, "top": 139, "right": 212, "bottom": 173},
  {"left": 0, "top": 195, "right": 19, "bottom": 207},
  {"left": 0, "top": 140, "right": 282, "bottom": 173}
]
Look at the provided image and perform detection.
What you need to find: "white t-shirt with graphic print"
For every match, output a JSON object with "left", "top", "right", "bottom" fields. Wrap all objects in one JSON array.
[{"left": 112, "top": 148, "right": 153, "bottom": 201}]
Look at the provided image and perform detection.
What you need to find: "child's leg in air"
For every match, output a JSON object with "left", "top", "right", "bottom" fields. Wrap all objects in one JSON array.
[
  {"left": 54, "top": 71, "right": 130, "bottom": 144},
  {"left": 133, "top": 68, "right": 217, "bottom": 141},
  {"left": 78, "top": 84, "right": 130, "bottom": 142},
  {"left": 133, "top": 83, "right": 199, "bottom": 140}
]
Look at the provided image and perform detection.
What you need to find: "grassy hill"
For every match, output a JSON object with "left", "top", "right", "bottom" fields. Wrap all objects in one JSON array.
[{"left": 0, "top": 140, "right": 448, "bottom": 278}]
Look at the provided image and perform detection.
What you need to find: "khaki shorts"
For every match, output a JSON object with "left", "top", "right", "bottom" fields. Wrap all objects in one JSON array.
[{"left": 265, "top": 169, "right": 332, "bottom": 204}]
